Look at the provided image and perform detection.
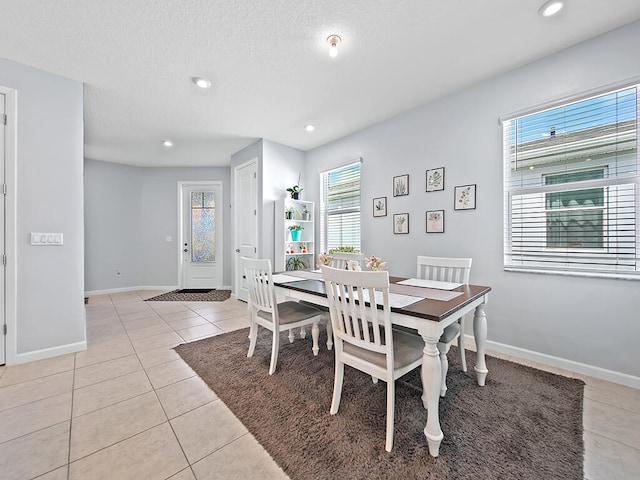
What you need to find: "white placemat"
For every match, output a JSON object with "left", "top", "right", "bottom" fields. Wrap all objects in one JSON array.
[
  {"left": 390, "top": 283, "right": 463, "bottom": 302},
  {"left": 271, "top": 274, "right": 306, "bottom": 284},
  {"left": 397, "top": 278, "right": 462, "bottom": 290},
  {"left": 353, "top": 290, "right": 422, "bottom": 309}
]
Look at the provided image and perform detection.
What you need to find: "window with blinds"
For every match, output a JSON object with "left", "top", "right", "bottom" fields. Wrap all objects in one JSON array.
[
  {"left": 502, "top": 85, "right": 639, "bottom": 278},
  {"left": 320, "top": 162, "right": 361, "bottom": 253}
]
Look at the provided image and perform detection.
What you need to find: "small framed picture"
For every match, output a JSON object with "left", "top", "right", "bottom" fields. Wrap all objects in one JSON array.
[
  {"left": 426, "top": 210, "right": 445, "bottom": 233},
  {"left": 393, "top": 213, "right": 409, "bottom": 234},
  {"left": 454, "top": 184, "right": 476, "bottom": 210},
  {"left": 426, "top": 167, "right": 445, "bottom": 192},
  {"left": 373, "top": 197, "right": 387, "bottom": 217},
  {"left": 393, "top": 174, "right": 409, "bottom": 197}
]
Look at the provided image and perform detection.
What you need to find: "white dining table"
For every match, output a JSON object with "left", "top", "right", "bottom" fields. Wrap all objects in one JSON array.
[{"left": 273, "top": 270, "right": 491, "bottom": 457}]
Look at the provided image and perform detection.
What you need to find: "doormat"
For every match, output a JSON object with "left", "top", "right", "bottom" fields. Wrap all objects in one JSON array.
[{"left": 146, "top": 289, "right": 232, "bottom": 302}]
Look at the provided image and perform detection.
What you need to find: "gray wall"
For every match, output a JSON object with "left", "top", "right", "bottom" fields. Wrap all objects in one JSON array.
[
  {"left": 304, "top": 21, "right": 640, "bottom": 381},
  {"left": 84, "top": 159, "right": 231, "bottom": 292},
  {"left": 0, "top": 58, "right": 86, "bottom": 362}
]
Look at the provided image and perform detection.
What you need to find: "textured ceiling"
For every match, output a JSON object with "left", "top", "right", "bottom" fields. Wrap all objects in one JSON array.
[{"left": 1, "top": 0, "right": 640, "bottom": 167}]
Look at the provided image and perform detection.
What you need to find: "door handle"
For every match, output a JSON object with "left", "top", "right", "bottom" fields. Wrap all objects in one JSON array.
[
  {"left": 183, "top": 249, "right": 188, "bottom": 252},
  {"left": 236, "top": 249, "right": 240, "bottom": 253}
]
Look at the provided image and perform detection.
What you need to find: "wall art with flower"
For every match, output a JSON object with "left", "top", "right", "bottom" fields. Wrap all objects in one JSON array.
[
  {"left": 393, "top": 174, "right": 409, "bottom": 197},
  {"left": 426, "top": 210, "right": 445, "bottom": 233},
  {"left": 454, "top": 184, "right": 476, "bottom": 210},
  {"left": 426, "top": 167, "right": 445, "bottom": 192},
  {"left": 393, "top": 213, "right": 409, "bottom": 234}
]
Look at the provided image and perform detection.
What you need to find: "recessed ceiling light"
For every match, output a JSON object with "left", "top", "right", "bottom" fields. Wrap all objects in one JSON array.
[
  {"left": 304, "top": 124, "right": 315, "bottom": 132},
  {"left": 192, "top": 77, "right": 212, "bottom": 89},
  {"left": 538, "top": 0, "right": 564, "bottom": 17},
  {"left": 163, "top": 140, "right": 173, "bottom": 147}
]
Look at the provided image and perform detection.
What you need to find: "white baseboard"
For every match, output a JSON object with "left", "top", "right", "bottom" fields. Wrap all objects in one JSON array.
[
  {"left": 84, "top": 286, "right": 178, "bottom": 296},
  {"left": 10, "top": 340, "right": 87, "bottom": 366},
  {"left": 463, "top": 334, "right": 640, "bottom": 390}
]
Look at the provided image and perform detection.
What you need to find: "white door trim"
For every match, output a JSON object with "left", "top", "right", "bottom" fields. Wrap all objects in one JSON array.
[
  {"left": 177, "top": 181, "right": 223, "bottom": 289},
  {"left": 0, "top": 85, "right": 17, "bottom": 365},
  {"left": 233, "top": 158, "right": 258, "bottom": 300}
]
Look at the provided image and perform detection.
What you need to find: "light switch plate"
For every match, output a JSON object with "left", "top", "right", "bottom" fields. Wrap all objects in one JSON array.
[{"left": 31, "top": 233, "right": 64, "bottom": 245}]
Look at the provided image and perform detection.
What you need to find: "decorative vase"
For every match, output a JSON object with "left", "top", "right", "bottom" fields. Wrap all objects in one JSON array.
[
  {"left": 292, "top": 192, "right": 299, "bottom": 200},
  {"left": 290, "top": 230, "right": 301, "bottom": 242}
]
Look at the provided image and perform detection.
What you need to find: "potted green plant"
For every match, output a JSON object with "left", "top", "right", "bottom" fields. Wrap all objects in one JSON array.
[
  {"left": 288, "top": 225, "right": 303, "bottom": 242},
  {"left": 301, "top": 205, "right": 310, "bottom": 221},
  {"left": 286, "top": 185, "right": 302, "bottom": 199},
  {"left": 285, "top": 206, "right": 295, "bottom": 220},
  {"left": 286, "top": 256, "right": 308, "bottom": 271}
]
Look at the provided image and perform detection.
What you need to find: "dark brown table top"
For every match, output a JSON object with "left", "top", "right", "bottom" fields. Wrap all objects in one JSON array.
[{"left": 274, "top": 275, "right": 491, "bottom": 322}]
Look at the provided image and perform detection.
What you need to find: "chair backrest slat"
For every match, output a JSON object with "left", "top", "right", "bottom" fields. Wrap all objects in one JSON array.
[
  {"left": 416, "top": 256, "right": 472, "bottom": 284},
  {"left": 321, "top": 266, "right": 391, "bottom": 359},
  {"left": 243, "top": 257, "right": 277, "bottom": 315},
  {"left": 330, "top": 252, "right": 365, "bottom": 270}
]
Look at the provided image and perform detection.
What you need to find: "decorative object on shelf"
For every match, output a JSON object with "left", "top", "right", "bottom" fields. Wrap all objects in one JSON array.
[
  {"left": 300, "top": 243, "right": 308, "bottom": 253},
  {"left": 301, "top": 205, "right": 310, "bottom": 221},
  {"left": 426, "top": 210, "right": 445, "bottom": 233},
  {"left": 288, "top": 225, "right": 303, "bottom": 241},
  {"left": 285, "top": 207, "right": 295, "bottom": 220},
  {"left": 393, "top": 174, "right": 409, "bottom": 197},
  {"left": 454, "top": 184, "right": 476, "bottom": 210},
  {"left": 373, "top": 196, "right": 387, "bottom": 217},
  {"left": 365, "top": 255, "right": 387, "bottom": 271},
  {"left": 286, "top": 173, "right": 303, "bottom": 199},
  {"left": 393, "top": 213, "right": 409, "bottom": 234},
  {"left": 318, "top": 252, "right": 333, "bottom": 266},
  {"left": 286, "top": 256, "right": 308, "bottom": 271},
  {"left": 287, "top": 244, "right": 294, "bottom": 254},
  {"left": 426, "top": 167, "right": 445, "bottom": 192}
]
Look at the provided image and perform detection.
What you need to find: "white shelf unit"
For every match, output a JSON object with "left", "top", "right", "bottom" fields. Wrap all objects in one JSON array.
[{"left": 275, "top": 198, "right": 315, "bottom": 272}]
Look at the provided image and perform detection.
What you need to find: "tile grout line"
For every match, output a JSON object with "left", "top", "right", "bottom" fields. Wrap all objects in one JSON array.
[{"left": 66, "top": 352, "right": 78, "bottom": 480}]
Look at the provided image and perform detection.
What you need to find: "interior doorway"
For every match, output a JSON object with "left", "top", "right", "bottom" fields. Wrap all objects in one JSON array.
[
  {"left": 233, "top": 159, "right": 258, "bottom": 302},
  {"left": 178, "top": 181, "right": 223, "bottom": 289},
  {"left": 0, "top": 93, "right": 5, "bottom": 365}
]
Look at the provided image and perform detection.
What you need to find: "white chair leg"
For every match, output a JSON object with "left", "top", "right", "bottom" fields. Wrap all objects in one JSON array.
[
  {"left": 385, "top": 379, "right": 395, "bottom": 452},
  {"left": 269, "top": 329, "right": 280, "bottom": 375},
  {"left": 311, "top": 322, "right": 319, "bottom": 356},
  {"left": 438, "top": 342, "right": 451, "bottom": 397},
  {"left": 247, "top": 314, "right": 258, "bottom": 358},
  {"left": 330, "top": 361, "right": 344, "bottom": 415},
  {"left": 458, "top": 317, "right": 467, "bottom": 372},
  {"left": 325, "top": 317, "right": 333, "bottom": 351},
  {"left": 288, "top": 328, "right": 295, "bottom": 343},
  {"left": 300, "top": 326, "right": 307, "bottom": 339}
]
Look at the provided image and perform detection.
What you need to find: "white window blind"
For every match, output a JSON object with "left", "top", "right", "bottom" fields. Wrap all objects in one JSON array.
[
  {"left": 320, "top": 162, "right": 361, "bottom": 253},
  {"left": 503, "top": 85, "right": 639, "bottom": 278}
]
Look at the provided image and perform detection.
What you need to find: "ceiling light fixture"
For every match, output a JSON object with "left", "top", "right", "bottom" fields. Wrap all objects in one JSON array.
[
  {"left": 305, "top": 124, "right": 315, "bottom": 132},
  {"left": 327, "top": 35, "right": 341, "bottom": 58},
  {"left": 163, "top": 140, "right": 173, "bottom": 147},
  {"left": 192, "top": 77, "right": 212, "bottom": 89},
  {"left": 538, "top": 0, "right": 564, "bottom": 17}
]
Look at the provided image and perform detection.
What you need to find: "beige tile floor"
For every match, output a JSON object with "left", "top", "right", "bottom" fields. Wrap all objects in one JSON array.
[{"left": 0, "top": 290, "right": 637, "bottom": 479}]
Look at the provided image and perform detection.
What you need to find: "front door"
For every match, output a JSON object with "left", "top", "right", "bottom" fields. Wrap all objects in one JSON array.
[
  {"left": 179, "top": 182, "right": 223, "bottom": 289},
  {"left": 233, "top": 159, "right": 258, "bottom": 301}
]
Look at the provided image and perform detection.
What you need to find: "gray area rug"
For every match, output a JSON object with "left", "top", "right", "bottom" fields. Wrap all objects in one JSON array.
[
  {"left": 146, "top": 289, "right": 231, "bottom": 302},
  {"left": 175, "top": 327, "right": 584, "bottom": 480}
]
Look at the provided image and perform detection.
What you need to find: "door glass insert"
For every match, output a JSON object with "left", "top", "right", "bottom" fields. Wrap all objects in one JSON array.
[{"left": 191, "top": 191, "right": 216, "bottom": 262}]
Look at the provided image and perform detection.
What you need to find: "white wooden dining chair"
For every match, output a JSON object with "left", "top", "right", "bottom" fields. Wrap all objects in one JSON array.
[
  {"left": 417, "top": 255, "right": 472, "bottom": 397},
  {"left": 243, "top": 257, "right": 322, "bottom": 375},
  {"left": 321, "top": 265, "right": 424, "bottom": 452},
  {"left": 329, "top": 252, "right": 365, "bottom": 270}
]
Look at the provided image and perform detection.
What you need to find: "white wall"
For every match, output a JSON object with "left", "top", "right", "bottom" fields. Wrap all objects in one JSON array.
[
  {"left": 0, "top": 58, "right": 86, "bottom": 363},
  {"left": 84, "top": 159, "right": 231, "bottom": 292},
  {"left": 304, "top": 21, "right": 640, "bottom": 384}
]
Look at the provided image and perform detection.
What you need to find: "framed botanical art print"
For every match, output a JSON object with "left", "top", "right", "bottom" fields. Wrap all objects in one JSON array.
[
  {"left": 454, "top": 184, "right": 476, "bottom": 210},
  {"left": 373, "top": 197, "right": 387, "bottom": 217},
  {"left": 426, "top": 167, "right": 445, "bottom": 192},
  {"left": 426, "top": 210, "right": 445, "bottom": 233},
  {"left": 393, "top": 213, "right": 409, "bottom": 234},
  {"left": 393, "top": 174, "right": 409, "bottom": 197}
]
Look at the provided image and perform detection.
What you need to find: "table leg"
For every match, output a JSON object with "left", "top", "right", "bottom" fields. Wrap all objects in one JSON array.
[
  {"left": 420, "top": 333, "right": 444, "bottom": 457},
  {"left": 473, "top": 301, "right": 488, "bottom": 386}
]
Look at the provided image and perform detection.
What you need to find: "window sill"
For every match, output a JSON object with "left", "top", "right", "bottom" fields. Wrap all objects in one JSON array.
[{"left": 504, "top": 266, "right": 640, "bottom": 281}]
